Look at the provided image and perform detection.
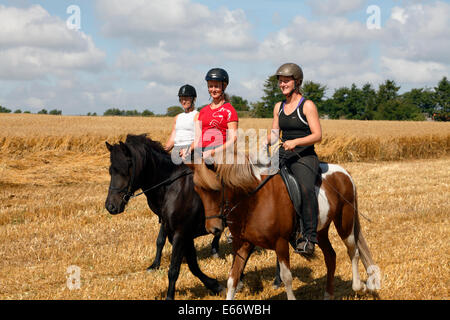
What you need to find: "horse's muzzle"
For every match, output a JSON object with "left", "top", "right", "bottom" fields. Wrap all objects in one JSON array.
[
  {"left": 105, "top": 201, "right": 124, "bottom": 215},
  {"left": 210, "top": 226, "right": 223, "bottom": 237}
]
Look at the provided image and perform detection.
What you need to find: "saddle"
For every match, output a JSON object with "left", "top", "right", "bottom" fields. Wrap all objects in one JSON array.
[
  {"left": 279, "top": 165, "right": 302, "bottom": 216},
  {"left": 279, "top": 163, "right": 322, "bottom": 241}
]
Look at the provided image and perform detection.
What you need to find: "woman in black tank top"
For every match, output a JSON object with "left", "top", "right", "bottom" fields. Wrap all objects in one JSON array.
[{"left": 266, "top": 63, "right": 322, "bottom": 256}]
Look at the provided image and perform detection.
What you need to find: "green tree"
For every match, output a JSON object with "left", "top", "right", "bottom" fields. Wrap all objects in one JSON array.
[
  {"left": 124, "top": 109, "right": 139, "bottom": 116},
  {"left": 376, "top": 79, "right": 400, "bottom": 105},
  {"left": 326, "top": 83, "right": 376, "bottom": 119},
  {"left": 375, "top": 99, "right": 423, "bottom": 120},
  {"left": 0, "top": 106, "right": 11, "bottom": 113},
  {"left": 401, "top": 88, "right": 435, "bottom": 117},
  {"left": 302, "top": 81, "right": 326, "bottom": 114},
  {"left": 433, "top": 76, "right": 449, "bottom": 113},
  {"left": 230, "top": 95, "right": 249, "bottom": 111},
  {"left": 141, "top": 109, "right": 155, "bottom": 117},
  {"left": 330, "top": 86, "right": 351, "bottom": 119},
  {"left": 49, "top": 109, "right": 62, "bottom": 115},
  {"left": 319, "top": 99, "right": 340, "bottom": 119},
  {"left": 166, "top": 106, "right": 184, "bottom": 117},
  {"left": 360, "top": 83, "right": 377, "bottom": 120},
  {"left": 253, "top": 75, "right": 284, "bottom": 118},
  {"left": 38, "top": 109, "right": 48, "bottom": 114},
  {"left": 14, "top": 109, "right": 22, "bottom": 113},
  {"left": 103, "top": 108, "right": 123, "bottom": 116}
]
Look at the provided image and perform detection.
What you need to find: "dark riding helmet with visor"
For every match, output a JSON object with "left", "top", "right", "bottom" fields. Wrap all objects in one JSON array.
[
  {"left": 178, "top": 84, "right": 197, "bottom": 98},
  {"left": 205, "top": 68, "right": 229, "bottom": 85}
]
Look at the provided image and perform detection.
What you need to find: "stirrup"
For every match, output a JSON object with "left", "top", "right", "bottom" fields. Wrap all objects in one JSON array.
[
  {"left": 294, "top": 239, "right": 315, "bottom": 257},
  {"left": 225, "top": 229, "right": 233, "bottom": 244}
]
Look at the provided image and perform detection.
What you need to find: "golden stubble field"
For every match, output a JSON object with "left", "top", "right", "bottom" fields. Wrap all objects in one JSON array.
[{"left": 0, "top": 114, "right": 449, "bottom": 300}]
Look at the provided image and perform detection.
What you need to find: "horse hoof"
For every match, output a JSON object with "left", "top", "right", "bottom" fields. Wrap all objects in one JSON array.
[
  {"left": 272, "top": 281, "right": 282, "bottom": 289},
  {"left": 146, "top": 265, "right": 160, "bottom": 272},
  {"left": 210, "top": 282, "right": 225, "bottom": 295},
  {"left": 236, "top": 281, "right": 244, "bottom": 292},
  {"left": 353, "top": 282, "right": 367, "bottom": 294},
  {"left": 324, "top": 292, "right": 334, "bottom": 300}
]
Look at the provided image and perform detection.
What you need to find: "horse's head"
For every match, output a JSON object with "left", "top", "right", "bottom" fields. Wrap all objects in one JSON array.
[
  {"left": 105, "top": 141, "right": 135, "bottom": 215},
  {"left": 185, "top": 160, "right": 223, "bottom": 235},
  {"left": 187, "top": 152, "right": 259, "bottom": 236}
]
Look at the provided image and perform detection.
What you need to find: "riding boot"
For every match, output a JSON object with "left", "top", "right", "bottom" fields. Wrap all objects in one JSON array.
[
  {"left": 288, "top": 155, "right": 319, "bottom": 257},
  {"left": 294, "top": 184, "right": 318, "bottom": 257}
]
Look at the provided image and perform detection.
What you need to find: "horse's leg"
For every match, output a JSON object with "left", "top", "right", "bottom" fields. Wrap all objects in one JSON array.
[
  {"left": 317, "top": 226, "right": 336, "bottom": 300},
  {"left": 354, "top": 218, "right": 380, "bottom": 293},
  {"left": 210, "top": 233, "right": 221, "bottom": 258},
  {"left": 147, "top": 224, "right": 166, "bottom": 271},
  {"left": 226, "top": 241, "right": 254, "bottom": 300},
  {"left": 335, "top": 203, "right": 367, "bottom": 294},
  {"left": 273, "top": 258, "right": 282, "bottom": 289},
  {"left": 275, "top": 239, "right": 295, "bottom": 300},
  {"left": 184, "top": 237, "right": 224, "bottom": 295},
  {"left": 166, "top": 232, "right": 185, "bottom": 300},
  {"left": 236, "top": 245, "right": 256, "bottom": 292}
]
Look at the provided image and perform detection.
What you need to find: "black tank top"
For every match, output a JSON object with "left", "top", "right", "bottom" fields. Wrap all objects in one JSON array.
[{"left": 278, "top": 97, "right": 316, "bottom": 158}]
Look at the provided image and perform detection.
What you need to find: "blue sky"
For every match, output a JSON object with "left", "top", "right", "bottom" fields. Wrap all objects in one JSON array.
[{"left": 0, "top": 0, "right": 448, "bottom": 115}]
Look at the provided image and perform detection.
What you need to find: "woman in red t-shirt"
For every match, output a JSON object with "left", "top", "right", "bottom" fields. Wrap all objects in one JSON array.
[{"left": 189, "top": 68, "right": 238, "bottom": 160}]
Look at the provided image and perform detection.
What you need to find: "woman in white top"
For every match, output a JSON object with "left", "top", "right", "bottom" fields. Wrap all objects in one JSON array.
[{"left": 165, "top": 84, "right": 198, "bottom": 162}]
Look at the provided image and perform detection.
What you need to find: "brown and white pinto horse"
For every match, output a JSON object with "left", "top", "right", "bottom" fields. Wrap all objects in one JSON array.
[{"left": 189, "top": 154, "right": 380, "bottom": 300}]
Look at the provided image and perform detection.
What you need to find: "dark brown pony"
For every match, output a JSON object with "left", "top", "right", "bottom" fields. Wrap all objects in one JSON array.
[{"left": 189, "top": 152, "right": 380, "bottom": 299}]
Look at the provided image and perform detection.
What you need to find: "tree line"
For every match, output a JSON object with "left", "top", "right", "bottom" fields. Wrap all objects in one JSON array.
[
  {"left": 251, "top": 76, "right": 449, "bottom": 121},
  {"left": 1, "top": 76, "right": 448, "bottom": 120},
  {"left": 0, "top": 107, "right": 62, "bottom": 115}
]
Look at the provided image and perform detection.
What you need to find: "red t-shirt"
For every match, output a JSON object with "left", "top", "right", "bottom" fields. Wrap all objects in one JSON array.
[{"left": 197, "top": 102, "right": 238, "bottom": 148}]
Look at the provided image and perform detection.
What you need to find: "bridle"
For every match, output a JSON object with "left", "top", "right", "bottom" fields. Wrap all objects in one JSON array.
[
  {"left": 108, "top": 153, "right": 192, "bottom": 204},
  {"left": 204, "top": 145, "right": 277, "bottom": 227},
  {"left": 204, "top": 183, "right": 234, "bottom": 227},
  {"left": 204, "top": 173, "right": 276, "bottom": 228},
  {"left": 108, "top": 157, "right": 136, "bottom": 203}
]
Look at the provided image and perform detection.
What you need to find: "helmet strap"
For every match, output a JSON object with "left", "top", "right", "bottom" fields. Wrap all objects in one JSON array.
[{"left": 286, "top": 87, "right": 296, "bottom": 98}]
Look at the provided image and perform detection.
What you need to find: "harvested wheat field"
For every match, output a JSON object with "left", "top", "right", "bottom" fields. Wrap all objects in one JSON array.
[{"left": 0, "top": 114, "right": 449, "bottom": 300}]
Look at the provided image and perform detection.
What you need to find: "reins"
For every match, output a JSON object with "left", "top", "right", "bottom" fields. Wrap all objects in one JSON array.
[
  {"left": 205, "top": 173, "right": 276, "bottom": 225},
  {"left": 130, "top": 169, "right": 193, "bottom": 199},
  {"left": 206, "top": 142, "right": 372, "bottom": 225},
  {"left": 109, "top": 150, "right": 193, "bottom": 203}
]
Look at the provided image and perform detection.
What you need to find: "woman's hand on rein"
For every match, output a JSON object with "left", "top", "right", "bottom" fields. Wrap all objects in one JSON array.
[{"left": 282, "top": 140, "right": 297, "bottom": 151}]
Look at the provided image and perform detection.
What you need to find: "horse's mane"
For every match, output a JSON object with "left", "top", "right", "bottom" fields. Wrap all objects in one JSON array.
[
  {"left": 124, "top": 134, "right": 175, "bottom": 170},
  {"left": 125, "top": 134, "right": 166, "bottom": 155},
  {"left": 193, "top": 151, "right": 259, "bottom": 193}
]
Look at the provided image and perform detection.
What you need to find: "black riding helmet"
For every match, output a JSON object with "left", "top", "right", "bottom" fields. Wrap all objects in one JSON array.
[
  {"left": 205, "top": 68, "right": 229, "bottom": 85},
  {"left": 178, "top": 84, "right": 197, "bottom": 97}
]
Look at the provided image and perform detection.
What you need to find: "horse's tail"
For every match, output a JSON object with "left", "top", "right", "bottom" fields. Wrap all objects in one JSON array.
[{"left": 353, "top": 188, "right": 382, "bottom": 291}]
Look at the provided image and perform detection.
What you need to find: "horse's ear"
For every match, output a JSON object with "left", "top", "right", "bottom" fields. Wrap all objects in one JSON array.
[
  {"left": 105, "top": 141, "right": 113, "bottom": 152},
  {"left": 205, "top": 162, "right": 216, "bottom": 172},
  {"left": 119, "top": 141, "right": 131, "bottom": 157}
]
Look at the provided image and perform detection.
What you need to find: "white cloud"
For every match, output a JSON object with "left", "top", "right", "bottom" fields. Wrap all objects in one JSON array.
[
  {"left": 2, "top": 1, "right": 448, "bottom": 115},
  {"left": 0, "top": 5, "right": 106, "bottom": 80},
  {"left": 390, "top": 7, "right": 408, "bottom": 24},
  {"left": 382, "top": 2, "right": 450, "bottom": 64},
  {"left": 97, "top": 0, "right": 255, "bottom": 51},
  {"left": 255, "top": 15, "right": 377, "bottom": 89},
  {"left": 307, "top": 0, "right": 366, "bottom": 16},
  {"left": 380, "top": 57, "right": 449, "bottom": 84}
]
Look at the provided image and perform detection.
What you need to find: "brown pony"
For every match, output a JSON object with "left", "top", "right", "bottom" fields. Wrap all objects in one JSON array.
[{"left": 188, "top": 152, "right": 380, "bottom": 300}]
